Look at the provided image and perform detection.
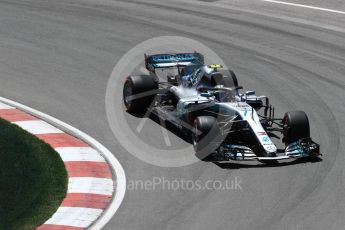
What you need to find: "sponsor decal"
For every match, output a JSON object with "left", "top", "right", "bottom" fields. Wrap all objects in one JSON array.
[
  {"left": 266, "top": 146, "right": 274, "bottom": 151},
  {"left": 244, "top": 108, "right": 248, "bottom": 117},
  {"left": 258, "top": 131, "right": 267, "bottom": 136},
  {"left": 234, "top": 103, "right": 250, "bottom": 108},
  {"left": 262, "top": 136, "right": 270, "bottom": 142}
]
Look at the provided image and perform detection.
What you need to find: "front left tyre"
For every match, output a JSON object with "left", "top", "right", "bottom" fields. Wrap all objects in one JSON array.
[{"left": 193, "top": 116, "right": 222, "bottom": 160}]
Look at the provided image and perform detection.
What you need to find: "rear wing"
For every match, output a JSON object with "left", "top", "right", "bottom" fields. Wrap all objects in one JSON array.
[{"left": 145, "top": 52, "right": 204, "bottom": 72}]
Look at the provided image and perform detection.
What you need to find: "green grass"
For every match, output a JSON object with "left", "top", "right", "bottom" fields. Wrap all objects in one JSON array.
[{"left": 0, "top": 118, "right": 67, "bottom": 230}]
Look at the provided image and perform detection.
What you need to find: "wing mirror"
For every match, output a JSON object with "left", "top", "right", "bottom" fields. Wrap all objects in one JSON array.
[{"left": 245, "top": 90, "right": 255, "bottom": 95}]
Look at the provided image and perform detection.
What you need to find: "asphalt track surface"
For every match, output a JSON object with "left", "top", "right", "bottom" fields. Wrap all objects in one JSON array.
[{"left": 0, "top": 0, "right": 344, "bottom": 229}]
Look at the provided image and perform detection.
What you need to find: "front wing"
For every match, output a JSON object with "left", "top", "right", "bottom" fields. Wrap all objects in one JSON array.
[{"left": 219, "top": 138, "right": 320, "bottom": 161}]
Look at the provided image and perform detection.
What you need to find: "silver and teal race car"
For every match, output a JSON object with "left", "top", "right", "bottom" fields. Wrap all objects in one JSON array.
[{"left": 123, "top": 52, "right": 320, "bottom": 163}]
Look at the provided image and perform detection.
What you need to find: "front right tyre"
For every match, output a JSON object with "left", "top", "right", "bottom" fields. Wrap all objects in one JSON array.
[{"left": 282, "top": 111, "right": 310, "bottom": 145}]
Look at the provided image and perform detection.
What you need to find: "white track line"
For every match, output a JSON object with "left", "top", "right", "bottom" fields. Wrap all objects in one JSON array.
[
  {"left": 0, "top": 101, "right": 14, "bottom": 109},
  {"left": 0, "top": 96, "right": 126, "bottom": 230},
  {"left": 262, "top": 0, "right": 345, "bottom": 15}
]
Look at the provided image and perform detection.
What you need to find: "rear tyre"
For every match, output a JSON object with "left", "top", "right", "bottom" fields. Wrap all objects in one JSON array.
[
  {"left": 192, "top": 116, "right": 222, "bottom": 160},
  {"left": 123, "top": 75, "right": 158, "bottom": 114},
  {"left": 283, "top": 111, "right": 310, "bottom": 145}
]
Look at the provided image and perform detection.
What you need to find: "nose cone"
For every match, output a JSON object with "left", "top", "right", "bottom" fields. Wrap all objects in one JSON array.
[{"left": 264, "top": 145, "right": 277, "bottom": 155}]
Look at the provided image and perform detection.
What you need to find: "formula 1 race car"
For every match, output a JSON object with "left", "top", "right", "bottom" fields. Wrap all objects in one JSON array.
[{"left": 123, "top": 52, "right": 320, "bottom": 162}]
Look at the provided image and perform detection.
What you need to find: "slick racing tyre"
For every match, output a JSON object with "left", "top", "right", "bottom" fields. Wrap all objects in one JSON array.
[
  {"left": 282, "top": 111, "right": 310, "bottom": 145},
  {"left": 193, "top": 116, "right": 222, "bottom": 160},
  {"left": 123, "top": 75, "right": 158, "bottom": 114}
]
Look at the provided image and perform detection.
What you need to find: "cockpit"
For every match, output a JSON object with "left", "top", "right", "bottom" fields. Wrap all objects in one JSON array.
[{"left": 181, "top": 65, "right": 237, "bottom": 89}]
